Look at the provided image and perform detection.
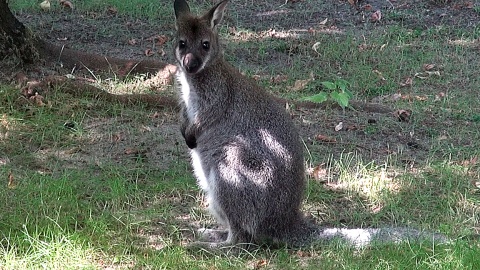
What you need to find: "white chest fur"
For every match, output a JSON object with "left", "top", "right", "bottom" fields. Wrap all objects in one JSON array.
[{"left": 176, "top": 69, "right": 198, "bottom": 123}]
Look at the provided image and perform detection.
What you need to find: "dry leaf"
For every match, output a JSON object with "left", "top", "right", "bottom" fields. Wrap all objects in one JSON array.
[
  {"left": 254, "top": 259, "right": 268, "bottom": 269},
  {"left": 59, "top": 0, "right": 74, "bottom": 9},
  {"left": 270, "top": 75, "right": 288, "bottom": 84},
  {"left": 124, "top": 148, "right": 139, "bottom": 155},
  {"left": 423, "top": 63, "right": 436, "bottom": 71},
  {"left": 435, "top": 91, "right": 446, "bottom": 101},
  {"left": 292, "top": 72, "right": 314, "bottom": 91},
  {"left": 8, "top": 171, "right": 16, "bottom": 189},
  {"left": 144, "top": 49, "right": 154, "bottom": 57},
  {"left": 346, "top": 124, "right": 358, "bottom": 131},
  {"left": 112, "top": 133, "right": 123, "bottom": 142},
  {"left": 107, "top": 6, "right": 118, "bottom": 15},
  {"left": 312, "top": 42, "right": 322, "bottom": 54},
  {"left": 363, "top": 4, "right": 373, "bottom": 11},
  {"left": 148, "top": 35, "right": 169, "bottom": 46},
  {"left": 347, "top": 0, "right": 358, "bottom": 8},
  {"left": 315, "top": 134, "right": 337, "bottom": 143},
  {"left": 394, "top": 109, "right": 412, "bottom": 122},
  {"left": 30, "top": 93, "right": 45, "bottom": 106},
  {"left": 371, "top": 10, "right": 382, "bottom": 22},
  {"left": 335, "top": 122, "right": 343, "bottom": 131},
  {"left": 308, "top": 164, "right": 327, "bottom": 181},
  {"left": 415, "top": 71, "right": 440, "bottom": 79},
  {"left": 128, "top": 39, "right": 137, "bottom": 45},
  {"left": 319, "top": 18, "right": 328, "bottom": 25},
  {"left": 373, "top": 69, "right": 386, "bottom": 81},
  {"left": 437, "top": 135, "right": 448, "bottom": 141},
  {"left": 461, "top": 156, "right": 478, "bottom": 167},
  {"left": 400, "top": 77, "right": 413, "bottom": 87},
  {"left": 40, "top": 0, "right": 50, "bottom": 11}
]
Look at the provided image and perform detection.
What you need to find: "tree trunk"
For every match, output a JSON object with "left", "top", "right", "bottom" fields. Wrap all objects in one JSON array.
[{"left": 0, "top": 0, "right": 40, "bottom": 64}]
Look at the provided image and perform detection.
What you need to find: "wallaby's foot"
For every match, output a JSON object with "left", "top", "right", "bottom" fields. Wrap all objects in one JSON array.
[{"left": 196, "top": 228, "right": 229, "bottom": 242}]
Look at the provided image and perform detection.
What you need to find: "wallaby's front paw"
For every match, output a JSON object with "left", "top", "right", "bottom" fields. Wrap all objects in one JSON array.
[{"left": 185, "top": 137, "right": 197, "bottom": 149}]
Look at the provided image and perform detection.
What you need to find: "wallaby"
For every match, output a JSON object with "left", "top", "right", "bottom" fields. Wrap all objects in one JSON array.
[{"left": 173, "top": 0, "right": 447, "bottom": 249}]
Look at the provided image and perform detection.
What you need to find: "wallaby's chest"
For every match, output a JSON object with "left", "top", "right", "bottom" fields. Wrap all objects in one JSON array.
[{"left": 176, "top": 69, "right": 199, "bottom": 123}]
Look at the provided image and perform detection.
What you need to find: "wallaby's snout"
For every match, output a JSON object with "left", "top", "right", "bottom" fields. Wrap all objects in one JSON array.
[{"left": 182, "top": 53, "right": 202, "bottom": 74}]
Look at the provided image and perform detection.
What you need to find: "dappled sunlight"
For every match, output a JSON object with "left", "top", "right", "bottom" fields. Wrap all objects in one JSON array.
[
  {"left": 331, "top": 153, "right": 402, "bottom": 203},
  {"left": 0, "top": 225, "right": 99, "bottom": 269},
  {"left": 0, "top": 113, "right": 22, "bottom": 142},
  {"left": 226, "top": 26, "right": 344, "bottom": 43},
  {"left": 448, "top": 38, "right": 480, "bottom": 48}
]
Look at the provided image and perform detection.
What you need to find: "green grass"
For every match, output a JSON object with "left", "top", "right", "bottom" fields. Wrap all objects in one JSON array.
[{"left": 3, "top": 0, "right": 480, "bottom": 269}]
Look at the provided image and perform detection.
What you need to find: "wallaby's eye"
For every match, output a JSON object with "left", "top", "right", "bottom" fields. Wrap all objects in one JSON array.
[
  {"left": 202, "top": 41, "right": 210, "bottom": 51},
  {"left": 178, "top": 40, "right": 186, "bottom": 49}
]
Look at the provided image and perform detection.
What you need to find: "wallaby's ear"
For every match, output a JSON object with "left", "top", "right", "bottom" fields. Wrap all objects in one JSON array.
[
  {"left": 204, "top": 0, "right": 228, "bottom": 30},
  {"left": 174, "top": 0, "right": 190, "bottom": 20}
]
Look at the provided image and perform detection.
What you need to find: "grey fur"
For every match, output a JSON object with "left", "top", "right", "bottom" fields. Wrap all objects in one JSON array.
[{"left": 173, "top": 0, "right": 448, "bottom": 249}]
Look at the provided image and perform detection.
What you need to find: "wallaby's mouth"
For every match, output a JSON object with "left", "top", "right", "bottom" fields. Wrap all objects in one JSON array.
[{"left": 182, "top": 53, "right": 202, "bottom": 74}]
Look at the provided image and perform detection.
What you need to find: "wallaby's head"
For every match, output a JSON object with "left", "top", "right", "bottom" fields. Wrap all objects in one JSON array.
[{"left": 174, "top": 0, "right": 228, "bottom": 74}]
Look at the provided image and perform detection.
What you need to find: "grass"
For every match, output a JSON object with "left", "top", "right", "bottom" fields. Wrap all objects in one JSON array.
[{"left": 2, "top": 0, "right": 480, "bottom": 269}]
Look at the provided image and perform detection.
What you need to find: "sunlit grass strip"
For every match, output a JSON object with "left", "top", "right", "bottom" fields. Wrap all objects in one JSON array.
[
  {"left": 332, "top": 152, "right": 401, "bottom": 203},
  {"left": 0, "top": 225, "right": 98, "bottom": 270}
]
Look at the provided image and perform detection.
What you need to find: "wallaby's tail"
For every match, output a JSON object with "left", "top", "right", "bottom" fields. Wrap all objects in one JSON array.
[
  {"left": 285, "top": 220, "right": 449, "bottom": 248},
  {"left": 313, "top": 227, "right": 449, "bottom": 248}
]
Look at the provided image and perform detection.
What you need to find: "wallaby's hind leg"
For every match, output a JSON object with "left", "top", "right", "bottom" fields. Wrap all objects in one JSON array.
[
  {"left": 196, "top": 228, "right": 229, "bottom": 242},
  {"left": 191, "top": 228, "right": 254, "bottom": 251}
]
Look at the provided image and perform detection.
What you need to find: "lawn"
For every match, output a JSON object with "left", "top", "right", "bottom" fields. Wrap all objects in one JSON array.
[{"left": 1, "top": 0, "right": 479, "bottom": 269}]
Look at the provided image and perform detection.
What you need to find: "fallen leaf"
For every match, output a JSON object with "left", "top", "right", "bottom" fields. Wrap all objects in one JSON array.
[
  {"left": 400, "top": 77, "right": 413, "bottom": 87},
  {"left": 308, "top": 164, "right": 328, "bottom": 181},
  {"left": 270, "top": 75, "right": 288, "bottom": 84},
  {"left": 394, "top": 109, "right": 412, "bottom": 122},
  {"left": 40, "top": 0, "right": 50, "bottom": 11},
  {"left": 315, "top": 134, "right": 337, "bottom": 143},
  {"left": 254, "top": 260, "right": 268, "bottom": 269},
  {"left": 435, "top": 91, "right": 446, "bottom": 101},
  {"left": 437, "top": 135, "right": 448, "bottom": 141},
  {"left": 292, "top": 72, "right": 314, "bottom": 91},
  {"left": 363, "top": 4, "right": 373, "bottom": 11},
  {"left": 59, "top": 0, "right": 74, "bottom": 9},
  {"left": 346, "top": 124, "right": 358, "bottom": 131},
  {"left": 335, "top": 122, "right": 343, "bottom": 131},
  {"left": 426, "top": 71, "right": 441, "bottom": 76},
  {"left": 8, "top": 171, "right": 16, "bottom": 189},
  {"left": 461, "top": 156, "right": 478, "bottom": 166},
  {"left": 373, "top": 69, "right": 386, "bottom": 80},
  {"left": 312, "top": 42, "right": 322, "bottom": 54},
  {"left": 423, "top": 63, "right": 436, "bottom": 71},
  {"left": 128, "top": 39, "right": 137, "bottom": 45},
  {"left": 319, "top": 18, "right": 328, "bottom": 25},
  {"left": 56, "top": 37, "right": 68, "bottom": 41},
  {"left": 107, "top": 6, "right": 118, "bottom": 15},
  {"left": 347, "top": 0, "right": 358, "bottom": 8},
  {"left": 112, "top": 133, "right": 123, "bottom": 142},
  {"left": 144, "top": 49, "right": 154, "bottom": 57},
  {"left": 124, "top": 148, "right": 139, "bottom": 155},
  {"left": 30, "top": 93, "right": 45, "bottom": 106},
  {"left": 371, "top": 10, "right": 382, "bottom": 22}
]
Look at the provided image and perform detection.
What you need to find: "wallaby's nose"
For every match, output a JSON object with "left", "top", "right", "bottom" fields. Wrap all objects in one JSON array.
[{"left": 183, "top": 53, "right": 201, "bottom": 74}]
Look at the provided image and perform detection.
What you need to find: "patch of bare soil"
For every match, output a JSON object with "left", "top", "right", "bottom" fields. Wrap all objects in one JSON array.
[{"left": 1, "top": 0, "right": 478, "bottom": 183}]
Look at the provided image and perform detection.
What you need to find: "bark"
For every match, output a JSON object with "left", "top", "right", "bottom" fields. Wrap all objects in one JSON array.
[{"left": 0, "top": 0, "right": 40, "bottom": 63}]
